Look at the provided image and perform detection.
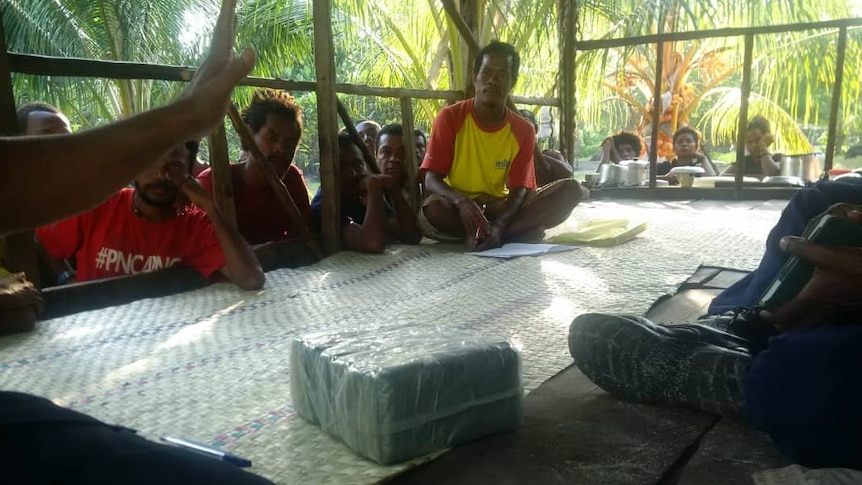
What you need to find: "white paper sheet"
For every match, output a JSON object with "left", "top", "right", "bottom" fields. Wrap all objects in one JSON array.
[{"left": 470, "top": 243, "right": 577, "bottom": 259}]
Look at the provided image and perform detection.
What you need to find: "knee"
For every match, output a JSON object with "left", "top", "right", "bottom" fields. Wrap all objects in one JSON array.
[
  {"left": 422, "top": 198, "right": 459, "bottom": 231},
  {"left": 745, "top": 328, "right": 862, "bottom": 468},
  {"left": 556, "top": 178, "right": 584, "bottom": 210}
]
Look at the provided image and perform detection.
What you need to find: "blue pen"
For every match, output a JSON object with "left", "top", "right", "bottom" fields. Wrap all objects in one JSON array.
[{"left": 161, "top": 436, "right": 252, "bottom": 468}]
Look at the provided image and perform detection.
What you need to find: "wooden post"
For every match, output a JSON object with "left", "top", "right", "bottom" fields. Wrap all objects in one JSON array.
[
  {"left": 312, "top": 0, "right": 341, "bottom": 254},
  {"left": 206, "top": 122, "right": 237, "bottom": 228},
  {"left": 441, "top": 0, "right": 481, "bottom": 99},
  {"left": 648, "top": 41, "right": 665, "bottom": 190},
  {"left": 559, "top": 0, "right": 578, "bottom": 165},
  {"left": 0, "top": 17, "right": 40, "bottom": 286},
  {"left": 335, "top": 98, "right": 380, "bottom": 174},
  {"left": 399, "top": 97, "right": 421, "bottom": 210},
  {"left": 825, "top": 27, "right": 847, "bottom": 173},
  {"left": 735, "top": 34, "right": 755, "bottom": 192}
]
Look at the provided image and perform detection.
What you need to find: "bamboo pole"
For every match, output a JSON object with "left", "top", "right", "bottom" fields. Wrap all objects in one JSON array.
[
  {"left": 226, "top": 104, "right": 324, "bottom": 260},
  {"left": 648, "top": 41, "right": 664, "bottom": 190},
  {"left": 735, "top": 34, "right": 755, "bottom": 193},
  {"left": 441, "top": 0, "right": 481, "bottom": 56},
  {"left": 825, "top": 27, "right": 848, "bottom": 173},
  {"left": 559, "top": 0, "right": 578, "bottom": 165},
  {"left": 335, "top": 99, "right": 380, "bottom": 174},
  {"left": 399, "top": 97, "right": 421, "bottom": 211},
  {"left": 312, "top": 0, "right": 341, "bottom": 255},
  {"left": 576, "top": 18, "right": 862, "bottom": 52},
  {"left": 206, "top": 122, "right": 237, "bottom": 229}
]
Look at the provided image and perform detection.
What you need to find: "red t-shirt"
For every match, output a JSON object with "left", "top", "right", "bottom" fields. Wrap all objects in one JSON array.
[
  {"left": 36, "top": 188, "right": 226, "bottom": 282},
  {"left": 197, "top": 163, "right": 312, "bottom": 245}
]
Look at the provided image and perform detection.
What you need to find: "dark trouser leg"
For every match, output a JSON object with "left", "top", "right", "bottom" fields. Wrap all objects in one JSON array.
[
  {"left": 709, "top": 179, "right": 862, "bottom": 314},
  {"left": 0, "top": 391, "right": 273, "bottom": 485},
  {"left": 745, "top": 325, "right": 862, "bottom": 469}
]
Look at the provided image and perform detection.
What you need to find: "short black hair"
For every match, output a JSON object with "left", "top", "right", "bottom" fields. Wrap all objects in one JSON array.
[
  {"left": 748, "top": 115, "right": 771, "bottom": 134},
  {"left": 184, "top": 140, "right": 200, "bottom": 174},
  {"left": 241, "top": 88, "right": 303, "bottom": 138},
  {"left": 673, "top": 126, "right": 700, "bottom": 145},
  {"left": 519, "top": 109, "right": 538, "bottom": 132},
  {"left": 375, "top": 123, "right": 403, "bottom": 148},
  {"left": 612, "top": 131, "right": 642, "bottom": 154},
  {"left": 414, "top": 129, "right": 427, "bottom": 145},
  {"left": 16, "top": 102, "right": 61, "bottom": 133},
  {"left": 475, "top": 41, "right": 520, "bottom": 86}
]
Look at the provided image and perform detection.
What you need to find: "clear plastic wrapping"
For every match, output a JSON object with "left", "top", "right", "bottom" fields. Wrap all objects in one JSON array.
[{"left": 290, "top": 326, "right": 523, "bottom": 464}]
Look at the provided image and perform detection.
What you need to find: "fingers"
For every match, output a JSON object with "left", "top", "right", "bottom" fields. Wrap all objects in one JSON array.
[{"left": 780, "top": 236, "right": 862, "bottom": 274}]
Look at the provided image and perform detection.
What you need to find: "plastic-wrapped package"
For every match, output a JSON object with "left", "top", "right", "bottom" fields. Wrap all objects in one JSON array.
[{"left": 290, "top": 326, "right": 523, "bottom": 464}]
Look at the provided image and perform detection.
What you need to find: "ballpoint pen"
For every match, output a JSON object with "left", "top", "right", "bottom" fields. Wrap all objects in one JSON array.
[{"left": 161, "top": 436, "right": 252, "bottom": 468}]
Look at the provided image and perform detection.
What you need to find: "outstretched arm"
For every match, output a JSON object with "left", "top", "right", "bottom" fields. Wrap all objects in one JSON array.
[
  {"left": 343, "top": 176, "right": 388, "bottom": 253},
  {"left": 0, "top": 0, "right": 254, "bottom": 236},
  {"left": 179, "top": 176, "right": 264, "bottom": 290}
]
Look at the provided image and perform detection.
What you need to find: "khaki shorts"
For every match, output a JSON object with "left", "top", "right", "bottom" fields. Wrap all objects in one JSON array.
[{"left": 418, "top": 179, "right": 570, "bottom": 242}]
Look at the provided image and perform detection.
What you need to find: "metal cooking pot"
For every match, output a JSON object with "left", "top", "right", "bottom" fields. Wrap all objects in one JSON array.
[
  {"left": 781, "top": 153, "right": 823, "bottom": 182},
  {"left": 620, "top": 160, "right": 649, "bottom": 186},
  {"left": 597, "top": 163, "right": 627, "bottom": 186}
]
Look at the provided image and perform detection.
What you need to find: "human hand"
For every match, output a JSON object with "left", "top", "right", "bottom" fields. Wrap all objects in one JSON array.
[
  {"left": 762, "top": 212, "right": 862, "bottom": 330},
  {"left": 181, "top": 0, "right": 256, "bottom": 138},
  {"left": 472, "top": 223, "right": 503, "bottom": 252},
  {"left": 168, "top": 168, "right": 213, "bottom": 211},
  {"left": 374, "top": 174, "right": 401, "bottom": 193},
  {"left": 0, "top": 273, "right": 42, "bottom": 314},
  {"left": 455, "top": 198, "right": 490, "bottom": 248},
  {"left": 359, "top": 174, "right": 384, "bottom": 196}
]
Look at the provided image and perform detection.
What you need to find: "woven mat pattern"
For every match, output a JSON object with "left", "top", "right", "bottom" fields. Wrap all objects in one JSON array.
[{"left": 0, "top": 199, "right": 783, "bottom": 484}]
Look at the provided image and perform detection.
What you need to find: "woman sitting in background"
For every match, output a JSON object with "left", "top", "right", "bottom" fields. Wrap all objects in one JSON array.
[{"left": 656, "top": 127, "right": 716, "bottom": 182}]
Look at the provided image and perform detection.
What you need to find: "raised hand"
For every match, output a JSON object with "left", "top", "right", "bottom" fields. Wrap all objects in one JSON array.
[{"left": 181, "top": 0, "right": 256, "bottom": 138}]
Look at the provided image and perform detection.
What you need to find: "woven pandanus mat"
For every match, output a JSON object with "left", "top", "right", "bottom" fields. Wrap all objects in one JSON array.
[{"left": 0, "top": 199, "right": 783, "bottom": 484}]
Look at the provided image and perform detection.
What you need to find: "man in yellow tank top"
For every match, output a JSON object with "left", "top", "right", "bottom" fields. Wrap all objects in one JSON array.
[{"left": 419, "top": 41, "right": 583, "bottom": 251}]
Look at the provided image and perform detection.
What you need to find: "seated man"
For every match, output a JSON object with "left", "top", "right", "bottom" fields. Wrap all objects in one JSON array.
[
  {"left": 198, "top": 88, "right": 312, "bottom": 245},
  {"left": 17, "top": 102, "right": 71, "bottom": 136},
  {"left": 355, "top": 119, "right": 382, "bottom": 159},
  {"left": 415, "top": 129, "right": 428, "bottom": 166},
  {"left": 38, "top": 140, "right": 265, "bottom": 290},
  {"left": 570, "top": 179, "right": 862, "bottom": 470},
  {"left": 311, "top": 133, "right": 421, "bottom": 253},
  {"left": 420, "top": 41, "right": 583, "bottom": 251},
  {"left": 596, "top": 131, "right": 643, "bottom": 170},
  {"left": 518, "top": 109, "right": 573, "bottom": 185},
  {"left": 722, "top": 115, "right": 781, "bottom": 178}
]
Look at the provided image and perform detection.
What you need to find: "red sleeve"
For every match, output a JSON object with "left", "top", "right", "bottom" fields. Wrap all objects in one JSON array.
[
  {"left": 36, "top": 215, "right": 84, "bottom": 260},
  {"left": 421, "top": 104, "right": 465, "bottom": 176},
  {"left": 196, "top": 168, "right": 214, "bottom": 195},
  {"left": 185, "top": 212, "right": 228, "bottom": 278},
  {"left": 285, "top": 166, "right": 312, "bottom": 227},
  {"left": 507, "top": 115, "right": 538, "bottom": 189}
]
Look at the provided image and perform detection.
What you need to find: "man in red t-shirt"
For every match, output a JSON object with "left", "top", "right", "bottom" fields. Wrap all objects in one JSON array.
[
  {"left": 420, "top": 41, "right": 583, "bottom": 251},
  {"left": 37, "top": 141, "right": 265, "bottom": 290},
  {"left": 198, "top": 88, "right": 312, "bottom": 245}
]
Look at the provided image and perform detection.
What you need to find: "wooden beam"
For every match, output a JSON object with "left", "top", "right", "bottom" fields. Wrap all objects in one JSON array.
[
  {"left": 576, "top": 18, "right": 862, "bottom": 52},
  {"left": 648, "top": 41, "right": 664, "bottom": 189},
  {"left": 312, "top": 0, "right": 341, "bottom": 255},
  {"left": 735, "top": 34, "right": 755, "bottom": 192},
  {"left": 400, "top": 97, "right": 421, "bottom": 211},
  {"left": 206, "top": 122, "right": 237, "bottom": 229},
  {"left": 335, "top": 98, "right": 380, "bottom": 174},
  {"left": 226, "top": 105, "right": 324, "bottom": 260},
  {"left": 824, "top": 26, "right": 848, "bottom": 173},
  {"left": 7, "top": 53, "right": 464, "bottom": 101},
  {"left": 440, "top": 0, "right": 481, "bottom": 54},
  {"left": 510, "top": 95, "right": 560, "bottom": 107}
]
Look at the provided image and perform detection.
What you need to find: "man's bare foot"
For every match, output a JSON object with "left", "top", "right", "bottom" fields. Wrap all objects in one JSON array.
[{"left": 507, "top": 227, "right": 546, "bottom": 244}]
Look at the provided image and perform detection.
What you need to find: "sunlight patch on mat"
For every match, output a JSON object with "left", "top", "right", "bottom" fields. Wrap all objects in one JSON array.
[{"left": 157, "top": 301, "right": 244, "bottom": 350}]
